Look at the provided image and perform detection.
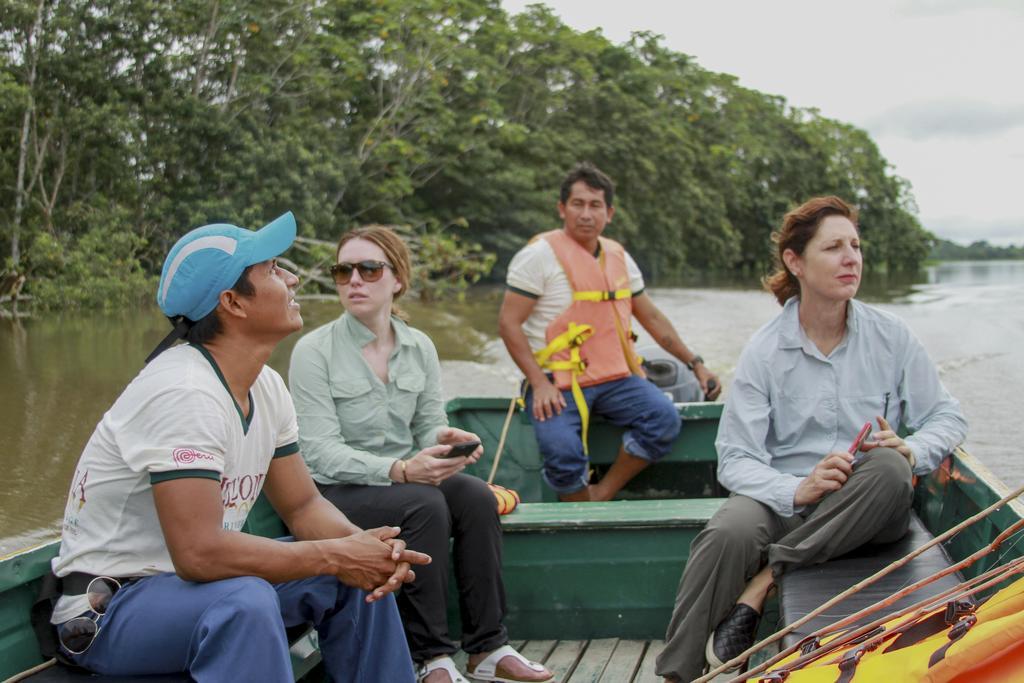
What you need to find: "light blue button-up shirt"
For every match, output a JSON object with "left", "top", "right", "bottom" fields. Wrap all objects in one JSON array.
[
  {"left": 288, "top": 313, "right": 448, "bottom": 486},
  {"left": 716, "top": 297, "right": 967, "bottom": 517}
]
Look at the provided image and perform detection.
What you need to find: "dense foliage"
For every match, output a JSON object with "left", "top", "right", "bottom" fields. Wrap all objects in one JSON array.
[
  {"left": 2, "top": 0, "right": 935, "bottom": 311},
  {"left": 929, "top": 239, "right": 1023, "bottom": 261}
]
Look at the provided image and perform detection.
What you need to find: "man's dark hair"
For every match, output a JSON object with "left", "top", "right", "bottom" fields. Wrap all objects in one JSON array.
[
  {"left": 560, "top": 162, "right": 615, "bottom": 207},
  {"left": 184, "top": 266, "right": 257, "bottom": 345}
]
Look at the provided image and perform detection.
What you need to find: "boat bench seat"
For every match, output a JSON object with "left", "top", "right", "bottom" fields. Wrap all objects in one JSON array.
[
  {"left": 17, "top": 623, "right": 320, "bottom": 682},
  {"left": 500, "top": 497, "right": 729, "bottom": 532},
  {"left": 776, "top": 511, "right": 962, "bottom": 648}
]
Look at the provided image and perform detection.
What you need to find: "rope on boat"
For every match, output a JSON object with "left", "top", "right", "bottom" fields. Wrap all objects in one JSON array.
[
  {"left": 694, "top": 480, "right": 1024, "bottom": 683},
  {"left": 3, "top": 658, "right": 55, "bottom": 682},
  {"left": 486, "top": 396, "right": 519, "bottom": 485}
]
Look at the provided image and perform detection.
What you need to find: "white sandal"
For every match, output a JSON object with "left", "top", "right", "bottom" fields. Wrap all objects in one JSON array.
[
  {"left": 466, "top": 644, "right": 554, "bottom": 682},
  {"left": 417, "top": 655, "right": 469, "bottom": 683}
]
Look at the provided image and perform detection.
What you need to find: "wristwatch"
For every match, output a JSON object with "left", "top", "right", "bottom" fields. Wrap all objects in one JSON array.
[{"left": 685, "top": 355, "right": 704, "bottom": 371}]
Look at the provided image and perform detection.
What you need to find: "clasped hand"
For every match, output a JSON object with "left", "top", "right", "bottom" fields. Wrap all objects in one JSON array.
[{"left": 333, "top": 526, "right": 432, "bottom": 603}]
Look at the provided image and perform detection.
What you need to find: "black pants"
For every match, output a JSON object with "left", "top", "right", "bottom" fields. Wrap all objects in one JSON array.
[{"left": 318, "top": 473, "right": 508, "bottom": 662}]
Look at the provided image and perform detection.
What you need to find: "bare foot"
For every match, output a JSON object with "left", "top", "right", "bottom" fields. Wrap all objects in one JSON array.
[
  {"left": 588, "top": 483, "right": 612, "bottom": 501},
  {"left": 558, "top": 487, "right": 591, "bottom": 502},
  {"left": 468, "top": 650, "right": 552, "bottom": 681},
  {"left": 422, "top": 669, "right": 452, "bottom": 683},
  {"left": 736, "top": 566, "right": 774, "bottom": 614}
]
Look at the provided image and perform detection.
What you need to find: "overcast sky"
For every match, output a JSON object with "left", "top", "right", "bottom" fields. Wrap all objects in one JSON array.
[{"left": 501, "top": 0, "right": 1024, "bottom": 246}]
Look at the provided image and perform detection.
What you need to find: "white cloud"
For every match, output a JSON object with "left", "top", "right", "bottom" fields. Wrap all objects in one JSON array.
[
  {"left": 867, "top": 100, "right": 1024, "bottom": 140},
  {"left": 897, "top": 0, "right": 1024, "bottom": 17},
  {"left": 928, "top": 217, "right": 1024, "bottom": 246},
  {"left": 873, "top": 125, "right": 1024, "bottom": 232}
]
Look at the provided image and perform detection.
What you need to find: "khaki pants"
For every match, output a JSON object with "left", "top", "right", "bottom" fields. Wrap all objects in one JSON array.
[{"left": 656, "top": 448, "right": 914, "bottom": 682}]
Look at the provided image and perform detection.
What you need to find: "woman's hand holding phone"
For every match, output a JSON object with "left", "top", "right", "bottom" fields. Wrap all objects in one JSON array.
[
  {"left": 442, "top": 440, "right": 482, "bottom": 459},
  {"left": 436, "top": 427, "right": 483, "bottom": 464},
  {"left": 399, "top": 445, "right": 469, "bottom": 485},
  {"left": 394, "top": 428, "right": 485, "bottom": 486},
  {"left": 795, "top": 416, "right": 916, "bottom": 507}
]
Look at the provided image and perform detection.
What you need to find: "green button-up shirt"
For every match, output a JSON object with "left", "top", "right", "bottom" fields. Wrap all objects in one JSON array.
[{"left": 288, "top": 313, "right": 448, "bottom": 486}]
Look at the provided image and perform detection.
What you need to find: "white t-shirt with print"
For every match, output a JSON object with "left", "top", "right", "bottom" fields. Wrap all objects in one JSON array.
[
  {"left": 505, "top": 237, "right": 645, "bottom": 354},
  {"left": 51, "top": 344, "right": 298, "bottom": 622}
]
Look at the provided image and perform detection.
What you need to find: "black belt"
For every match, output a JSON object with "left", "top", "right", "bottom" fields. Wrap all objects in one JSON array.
[{"left": 60, "top": 571, "right": 139, "bottom": 596}]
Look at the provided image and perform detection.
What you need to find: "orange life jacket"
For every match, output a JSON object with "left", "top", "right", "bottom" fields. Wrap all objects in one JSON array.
[{"left": 531, "top": 229, "right": 644, "bottom": 453}]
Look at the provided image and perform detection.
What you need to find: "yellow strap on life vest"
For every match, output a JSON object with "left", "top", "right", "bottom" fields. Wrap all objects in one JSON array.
[
  {"left": 533, "top": 322, "right": 594, "bottom": 454},
  {"left": 534, "top": 323, "right": 593, "bottom": 367},
  {"left": 571, "top": 288, "right": 633, "bottom": 302},
  {"left": 613, "top": 314, "right": 645, "bottom": 376}
]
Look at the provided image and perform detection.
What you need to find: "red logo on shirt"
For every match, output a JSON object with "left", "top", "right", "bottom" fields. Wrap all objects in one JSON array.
[{"left": 172, "top": 448, "right": 215, "bottom": 466}]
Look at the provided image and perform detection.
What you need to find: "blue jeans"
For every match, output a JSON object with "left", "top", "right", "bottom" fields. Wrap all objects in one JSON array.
[
  {"left": 65, "top": 573, "right": 415, "bottom": 682},
  {"left": 526, "top": 374, "right": 681, "bottom": 494}
]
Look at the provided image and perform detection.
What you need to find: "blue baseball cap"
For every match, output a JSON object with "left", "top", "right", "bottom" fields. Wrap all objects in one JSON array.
[
  {"left": 157, "top": 211, "right": 296, "bottom": 321},
  {"left": 145, "top": 212, "right": 297, "bottom": 363}
]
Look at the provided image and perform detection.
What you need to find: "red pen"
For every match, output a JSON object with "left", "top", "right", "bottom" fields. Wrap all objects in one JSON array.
[{"left": 849, "top": 421, "right": 872, "bottom": 454}]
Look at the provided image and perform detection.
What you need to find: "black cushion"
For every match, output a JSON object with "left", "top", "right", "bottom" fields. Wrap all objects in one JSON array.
[{"left": 777, "top": 512, "right": 962, "bottom": 648}]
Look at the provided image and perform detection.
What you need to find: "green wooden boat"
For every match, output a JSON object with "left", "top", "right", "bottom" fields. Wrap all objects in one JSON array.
[{"left": 2, "top": 399, "right": 1022, "bottom": 681}]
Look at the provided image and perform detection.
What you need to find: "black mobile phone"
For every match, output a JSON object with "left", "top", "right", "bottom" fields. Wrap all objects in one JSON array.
[{"left": 442, "top": 440, "right": 481, "bottom": 458}]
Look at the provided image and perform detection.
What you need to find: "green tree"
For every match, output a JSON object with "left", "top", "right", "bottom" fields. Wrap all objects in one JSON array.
[{"left": 1, "top": 0, "right": 936, "bottom": 311}]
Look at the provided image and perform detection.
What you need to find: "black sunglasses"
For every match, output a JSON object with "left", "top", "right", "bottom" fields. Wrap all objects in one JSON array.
[
  {"left": 58, "top": 576, "right": 121, "bottom": 655},
  {"left": 329, "top": 260, "right": 393, "bottom": 285}
]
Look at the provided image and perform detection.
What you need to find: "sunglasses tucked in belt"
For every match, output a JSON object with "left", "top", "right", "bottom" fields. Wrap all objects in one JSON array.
[
  {"left": 58, "top": 576, "right": 125, "bottom": 655},
  {"left": 329, "top": 260, "right": 393, "bottom": 285}
]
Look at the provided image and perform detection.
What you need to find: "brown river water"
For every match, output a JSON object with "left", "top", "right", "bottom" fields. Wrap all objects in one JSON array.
[{"left": 2, "top": 261, "right": 1023, "bottom": 556}]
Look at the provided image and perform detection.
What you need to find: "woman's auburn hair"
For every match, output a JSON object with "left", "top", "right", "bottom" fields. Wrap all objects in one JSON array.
[
  {"left": 763, "top": 196, "right": 859, "bottom": 305},
  {"left": 336, "top": 225, "right": 413, "bottom": 320}
]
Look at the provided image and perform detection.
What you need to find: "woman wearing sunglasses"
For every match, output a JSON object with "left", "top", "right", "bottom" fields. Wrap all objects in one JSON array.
[{"left": 289, "top": 226, "right": 552, "bottom": 683}]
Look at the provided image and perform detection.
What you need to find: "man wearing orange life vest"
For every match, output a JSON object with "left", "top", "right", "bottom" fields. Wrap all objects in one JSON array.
[{"left": 498, "top": 163, "right": 721, "bottom": 501}]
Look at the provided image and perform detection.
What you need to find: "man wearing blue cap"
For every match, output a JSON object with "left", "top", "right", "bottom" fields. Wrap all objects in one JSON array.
[{"left": 40, "top": 213, "right": 426, "bottom": 681}]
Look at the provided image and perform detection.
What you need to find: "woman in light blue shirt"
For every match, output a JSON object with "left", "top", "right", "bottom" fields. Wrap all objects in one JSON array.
[
  {"left": 289, "top": 226, "right": 552, "bottom": 683},
  {"left": 657, "top": 197, "right": 967, "bottom": 682}
]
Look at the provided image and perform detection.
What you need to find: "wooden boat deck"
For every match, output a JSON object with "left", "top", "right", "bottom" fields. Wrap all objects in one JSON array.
[{"left": 453, "top": 639, "right": 671, "bottom": 682}]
